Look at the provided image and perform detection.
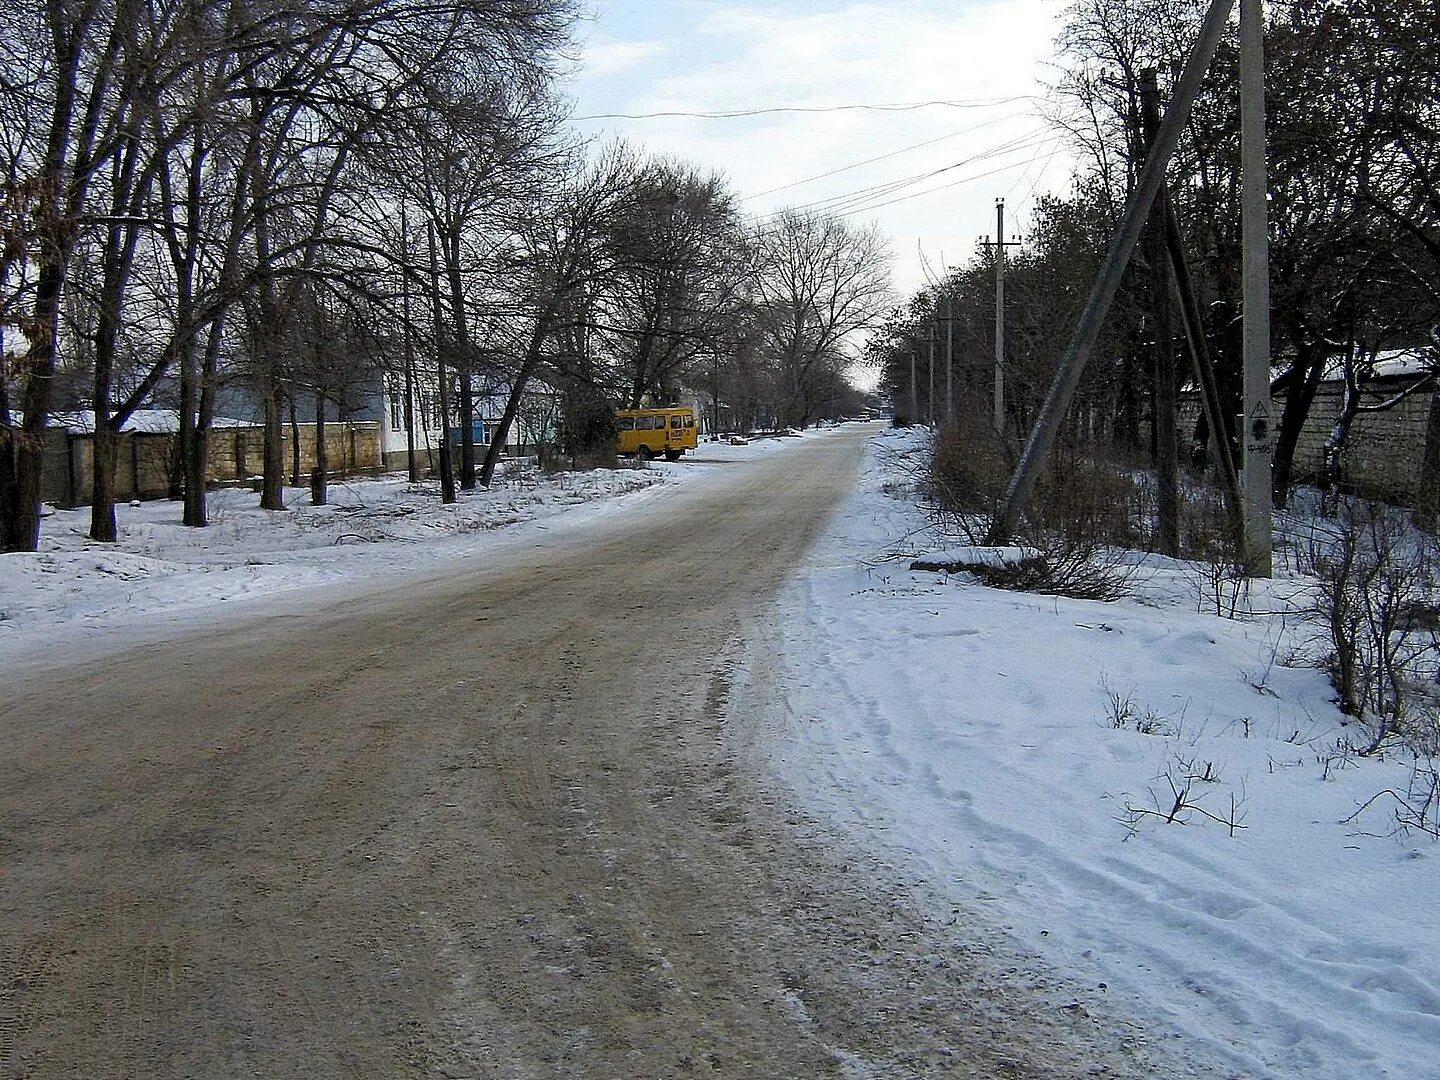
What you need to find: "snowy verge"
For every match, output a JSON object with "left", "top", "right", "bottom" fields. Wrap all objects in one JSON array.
[
  {"left": 0, "top": 428, "right": 835, "bottom": 664},
  {"left": 775, "top": 426, "right": 1440, "bottom": 1080}
]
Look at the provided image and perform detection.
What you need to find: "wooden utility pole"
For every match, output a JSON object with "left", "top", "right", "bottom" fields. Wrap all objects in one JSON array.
[
  {"left": 987, "top": 0, "right": 1235, "bottom": 544},
  {"left": 1239, "top": 0, "right": 1273, "bottom": 576},
  {"left": 1140, "top": 68, "right": 1180, "bottom": 556}
]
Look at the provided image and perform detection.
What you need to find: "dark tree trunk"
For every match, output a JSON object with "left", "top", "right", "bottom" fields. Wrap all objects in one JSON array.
[
  {"left": 1, "top": 347, "right": 21, "bottom": 551},
  {"left": 1271, "top": 350, "right": 1324, "bottom": 507},
  {"left": 288, "top": 394, "right": 302, "bottom": 487},
  {"left": 89, "top": 421, "right": 120, "bottom": 542},
  {"left": 1419, "top": 388, "right": 1440, "bottom": 527},
  {"left": 261, "top": 382, "right": 285, "bottom": 511},
  {"left": 311, "top": 394, "right": 328, "bottom": 505},
  {"left": 7, "top": 260, "right": 65, "bottom": 551},
  {"left": 426, "top": 222, "right": 456, "bottom": 503}
]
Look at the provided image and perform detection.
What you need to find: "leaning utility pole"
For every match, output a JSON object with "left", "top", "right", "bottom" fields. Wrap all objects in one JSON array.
[
  {"left": 1239, "top": 0, "right": 1273, "bottom": 576},
  {"left": 987, "top": 0, "right": 1235, "bottom": 545}
]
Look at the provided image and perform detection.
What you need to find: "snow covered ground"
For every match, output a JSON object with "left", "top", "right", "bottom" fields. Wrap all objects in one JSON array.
[
  {"left": 776, "top": 426, "right": 1440, "bottom": 1080},
  {"left": 0, "top": 432, "right": 819, "bottom": 664}
]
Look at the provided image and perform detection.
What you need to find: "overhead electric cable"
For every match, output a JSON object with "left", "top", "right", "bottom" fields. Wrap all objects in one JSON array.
[
  {"left": 835, "top": 152, "right": 1061, "bottom": 219},
  {"left": 572, "top": 95, "right": 1041, "bottom": 122},
  {"left": 742, "top": 109, "right": 1036, "bottom": 201},
  {"left": 760, "top": 129, "right": 1052, "bottom": 220}
]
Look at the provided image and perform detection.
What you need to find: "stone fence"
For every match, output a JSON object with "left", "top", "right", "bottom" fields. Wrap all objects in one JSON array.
[
  {"left": 40, "top": 421, "right": 382, "bottom": 508},
  {"left": 1181, "top": 377, "right": 1436, "bottom": 501}
]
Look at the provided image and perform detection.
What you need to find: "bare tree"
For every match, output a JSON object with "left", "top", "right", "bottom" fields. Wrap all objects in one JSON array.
[{"left": 752, "top": 210, "right": 892, "bottom": 428}]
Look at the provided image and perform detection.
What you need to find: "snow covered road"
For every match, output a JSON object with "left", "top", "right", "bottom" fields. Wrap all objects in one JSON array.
[{"left": 1, "top": 425, "right": 1224, "bottom": 1079}]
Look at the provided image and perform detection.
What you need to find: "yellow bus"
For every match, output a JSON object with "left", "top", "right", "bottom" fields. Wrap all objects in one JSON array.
[{"left": 616, "top": 407, "right": 698, "bottom": 461}]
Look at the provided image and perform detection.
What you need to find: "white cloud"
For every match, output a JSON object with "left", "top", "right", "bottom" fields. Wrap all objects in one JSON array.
[{"left": 580, "top": 38, "right": 669, "bottom": 79}]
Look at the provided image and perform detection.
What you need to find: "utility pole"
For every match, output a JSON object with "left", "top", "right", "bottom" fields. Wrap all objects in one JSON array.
[
  {"left": 1240, "top": 0, "right": 1273, "bottom": 577},
  {"left": 944, "top": 292, "right": 954, "bottom": 424},
  {"left": 981, "top": 199, "right": 1022, "bottom": 433},
  {"left": 987, "top": 0, "right": 1235, "bottom": 544},
  {"left": 909, "top": 349, "right": 918, "bottom": 425},
  {"left": 927, "top": 319, "right": 936, "bottom": 426},
  {"left": 1140, "top": 68, "right": 1180, "bottom": 556}
]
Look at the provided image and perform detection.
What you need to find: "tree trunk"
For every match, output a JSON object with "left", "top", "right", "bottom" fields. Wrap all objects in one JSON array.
[
  {"left": 1419, "top": 388, "right": 1440, "bottom": 528},
  {"left": 443, "top": 233, "right": 476, "bottom": 490},
  {"left": 1, "top": 344, "right": 21, "bottom": 551},
  {"left": 426, "top": 222, "right": 457, "bottom": 504},
  {"left": 311, "top": 394, "right": 328, "bottom": 506},
  {"left": 404, "top": 331, "right": 420, "bottom": 483},
  {"left": 7, "top": 259, "right": 65, "bottom": 551},
  {"left": 480, "top": 315, "right": 553, "bottom": 487},
  {"left": 288, "top": 394, "right": 302, "bottom": 487},
  {"left": 261, "top": 381, "right": 285, "bottom": 511},
  {"left": 89, "top": 421, "right": 120, "bottom": 542},
  {"left": 1271, "top": 348, "right": 1324, "bottom": 507},
  {"left": 182, "top": 318, "right": 224, "bottom": 527}
]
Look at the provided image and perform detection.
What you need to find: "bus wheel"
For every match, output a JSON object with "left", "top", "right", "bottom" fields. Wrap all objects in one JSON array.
[
  {"left": 637, "top": 446, "right": 654, "bottom": 461},
  {"left": 664, "top": 449, "right": 681, "bottom": 462}
]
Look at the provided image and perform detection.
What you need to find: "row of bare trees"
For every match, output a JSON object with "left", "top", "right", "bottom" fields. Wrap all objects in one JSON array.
[
  {"left": 874, "top": 0, "right": 1439, "bottom": 518},
  {"left": 1, "top": 0, "right": 892, "bottom": 553},
  {"left": 0, "top": 0, "right": 577, "bottom": 550}
]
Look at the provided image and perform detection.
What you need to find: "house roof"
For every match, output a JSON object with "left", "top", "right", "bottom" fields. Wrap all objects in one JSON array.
[{"left": 43, "top": 409, "right": 254, "bottom": 435}]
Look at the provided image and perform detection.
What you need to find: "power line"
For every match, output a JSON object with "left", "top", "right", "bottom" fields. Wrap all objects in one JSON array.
[
  {"left": 571, "top": 95, "right": 1041, "bottom": 122},
  {"left": 766, "top": 129, "right": 1049, "bottom": 217},
  {"left": 835, "top": 150, "right": 1056, "bottom": 219},
  {"left": 742, "top": 109, "right": 1037, "bottom": 201},
  {"left": 763, "top": 129, "right": 1052, "bottom": 220}
]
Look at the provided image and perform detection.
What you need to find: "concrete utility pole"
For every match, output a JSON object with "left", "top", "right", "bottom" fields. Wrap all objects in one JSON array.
[
  {"left": 1239, "top": 0, "right": 1274, "bottom": 577},
  {"left": 927, "top": 320, "right": 936, "bottom": 426},
  {"left": 944, "top": 293, "right": 954, "bottom": 423},
  {"left": 1140, "top": 68, "right": 1180, "bottom": 557},
  {"left": 981, "top": 200, "right": 1022, "bottom": 433},
  {"left": 987, "top": 0, "right": 1236, "bottom": 545},
  {"left": 909, "top": 349, "right": 918, "bottom": 425}
]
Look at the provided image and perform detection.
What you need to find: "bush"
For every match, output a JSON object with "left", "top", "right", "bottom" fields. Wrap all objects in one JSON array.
[
  {"left": 927, "top": 419, "right": 1141, "bottom": 600},
  {"left": 1300, "top": 500, "right": 1440, "bottom": 755},
  {"left": 557, "top": 383, "right": 619, "bottom": 470}
]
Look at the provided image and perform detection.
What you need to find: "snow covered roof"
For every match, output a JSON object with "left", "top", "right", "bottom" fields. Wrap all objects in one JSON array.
[
  {"left": 1332, "top": 347, "right": 1436, "bottom": 381},
  {"left": 43, "top": 409, "right": 255, "bottom": 435}
]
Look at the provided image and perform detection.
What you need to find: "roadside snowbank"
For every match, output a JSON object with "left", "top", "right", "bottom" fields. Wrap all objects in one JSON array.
[
  {"left": 0, "top": 430, "right": 825, "bottom": 661},
  {"left": 777, "top": 426, "right": 1439, "bottom": 1080}
]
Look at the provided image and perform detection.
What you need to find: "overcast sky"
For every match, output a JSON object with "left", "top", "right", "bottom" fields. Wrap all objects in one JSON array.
[{"left": 566, "top": 0, "right": 1073, "bottom": 302}]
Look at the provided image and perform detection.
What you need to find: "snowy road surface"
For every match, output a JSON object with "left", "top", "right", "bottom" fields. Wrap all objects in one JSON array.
[{"left": 0, "top": 426, "right": 1219, "bottom": 1079}]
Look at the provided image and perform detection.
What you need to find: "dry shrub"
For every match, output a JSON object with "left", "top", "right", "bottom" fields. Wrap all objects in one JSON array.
[
  {"left": 1181, "top": 483, "right": 1249, "bottom": 618},
  {"left": 927, "top": 419, "right": 1141, "bottom": 600},
  {"left": 1300, "top": 499, "right": 1440, "bottom": 755}
]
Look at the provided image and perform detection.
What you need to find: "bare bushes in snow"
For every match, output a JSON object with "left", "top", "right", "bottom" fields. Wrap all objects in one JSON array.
[
  {"left": 1299, "top": 501, "right": 1440, "bottom": 757},
  {"left": 927, "top": 418, "right": 1141, "bottom": 601}
]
